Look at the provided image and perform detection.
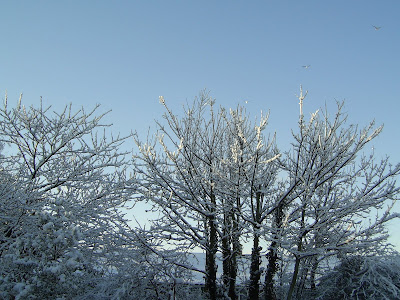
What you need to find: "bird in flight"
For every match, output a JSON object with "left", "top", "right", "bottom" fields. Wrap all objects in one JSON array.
[
  {"left": 302, "top": 65, "right": 311, "bottom": 69},
  {"left": 372, "top": 25, "right": 382, "bottom": 30}
]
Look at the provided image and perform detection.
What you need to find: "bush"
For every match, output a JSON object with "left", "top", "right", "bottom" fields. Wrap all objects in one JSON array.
[{"left": 317, "top": 255, "right": 400, "bottom": 300}]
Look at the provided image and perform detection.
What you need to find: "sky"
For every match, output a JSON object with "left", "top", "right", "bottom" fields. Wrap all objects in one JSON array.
[{"left": 1, "top": 1, "right": 399, "bottom": 250}]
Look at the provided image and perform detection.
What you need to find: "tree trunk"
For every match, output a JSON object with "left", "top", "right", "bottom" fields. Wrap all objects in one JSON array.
[
  {"left": 264, "top": 240, "right": 278, "bottom": 300},
  {"left": 295, "top": 259, "right": 310, "bottom": 300},
  {"left": 205, "top": 214, "right": 218, "bottom": 300},
  {"left": 228, "top": 249, "right": 238, "bottom": 300},
  {"left": 222, "top": 216, "right": 231, "bottom": 289},
  {"left": 229, "top": 213, "right": 239, "bottom": 300},
  {"left": 287, "top": 232, "right": 304, "bottom": 300},
  {"left": 221, "top": 201, "right": 239, "bottom": 300},
  {"left": 249, "top": 189, "right": 264, "bottom": 300},
  {"left": 287, "top": 204, "right": 306, "bottom": 300},
  {"left": 287, "top": 256, "right": 301, "bottom": 300},
  {"left": 205, "top": 187, "right": 218, "bottom": 300},
  {"left": 249, "top": 230, "right": 261, "bottom": 300},
  {"left": 264, "top": 203, "right": 283, "bottom": 300},
  {"left": 310, "top": 256, "right": 318, "bottom": 290}
]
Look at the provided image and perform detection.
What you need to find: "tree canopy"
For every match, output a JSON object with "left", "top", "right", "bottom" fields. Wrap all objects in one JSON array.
[{"left": 1, "top": 90, "right": 399, "bottom": 299}]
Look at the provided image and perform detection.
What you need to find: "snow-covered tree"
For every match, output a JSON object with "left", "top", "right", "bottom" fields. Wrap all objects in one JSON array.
[
  {"left": 0, "top": 94, "right": 140, "bottom": 299},
  {"left": 221, "top": 106, "right": 279, "bottom": 300},
  {"left": 134, "top": 93, "right": 226, "bottom": 299},
  {"left": 134, "top": 93, "right": 278, "bottom": 299},
  {"left": 134, "top": 90, "right": 400, "bottom": 299},
  {"left": 266, "top": 92, "right": 400, "bottom": 300}
]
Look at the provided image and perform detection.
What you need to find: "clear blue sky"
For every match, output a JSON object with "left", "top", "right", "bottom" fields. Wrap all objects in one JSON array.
[{"left": 1, "top": 1, "right": 399, "bottom": 249}]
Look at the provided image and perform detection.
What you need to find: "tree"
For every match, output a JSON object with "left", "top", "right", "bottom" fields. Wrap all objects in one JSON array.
[
  {"left": 134, "top": 93, "right": 280, "bottom": 300},
  {"left": 134, "top": 93, "right": 226, "bottom": 299},
  {"left": 0, "top": 94, "right": 139, "bottom": 298},
  {"left": 222, "top": 107, "right": 279, "bottom": 300},
  {"left": 134, "top": 89, "right": 400, "bottom": 299},
  {"left": 264, "top": 90, "right": 400, "bottom": 300}
]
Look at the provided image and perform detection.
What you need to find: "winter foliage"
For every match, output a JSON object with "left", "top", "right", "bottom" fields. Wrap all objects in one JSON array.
[
  {"left": 1, "top": 90, "right": 400, "bottom": 299},
  {"left": 316, "top": 255, "right": 400, "bottom": 300},
  {"left": 0, "top": 95, "right": 164, "bottom": 299}
]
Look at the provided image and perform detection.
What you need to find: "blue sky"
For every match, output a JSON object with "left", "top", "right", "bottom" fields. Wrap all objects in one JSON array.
[{"left": 1, "top": 1, "right": 399, "bottom": 249}]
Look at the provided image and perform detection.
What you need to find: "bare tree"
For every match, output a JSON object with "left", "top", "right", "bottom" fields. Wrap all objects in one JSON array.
[
  {"left": 133, "top": 89, "right": 399, "bottom": 300},
  {"left": 221, "top": 107, "right": 279, "bottom": 300},
  {"left": 0, "top": 94, "right": 139, "bottom": 298},
  {"left": 270, "top": 95, "right": 400, "bottom": 300},
  {"left": 134, "top": 93, "right": 226, "bottom": 299},
  {"left": 134, "top": 93, "right": 280, "bottom": 299}
]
